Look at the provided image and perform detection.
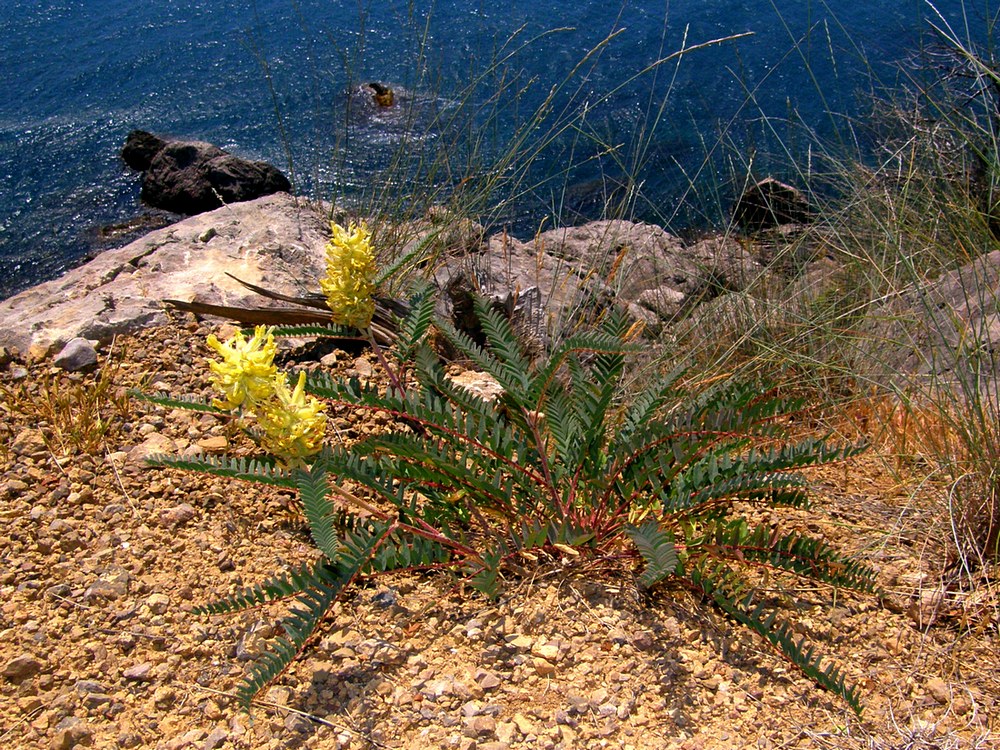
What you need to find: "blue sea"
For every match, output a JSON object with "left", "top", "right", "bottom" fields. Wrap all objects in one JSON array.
[{"left": 0, "top": 0, "right": 991, "bottom": 299}]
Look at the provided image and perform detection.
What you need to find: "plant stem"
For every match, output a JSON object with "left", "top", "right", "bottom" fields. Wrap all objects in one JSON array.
[{"left": 368, "top": 327, "right": 404, "bottom": 396}]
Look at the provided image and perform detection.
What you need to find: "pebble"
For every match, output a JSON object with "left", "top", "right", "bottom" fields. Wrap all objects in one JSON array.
[
  {"left": 926, "top": 677, "right": 950, "bottom": 704},
  {"left": 53, "top": 338, "right": 98, "bottom": 373},
  {"left": 158, "top": 503, "right": 197, "bottom": 528},
  {"left": 123, "top": 662, "right": 154, "bottom": 682},
  {"left": 475, "top": 668, "right": 501, "bottom": 690},
  {"left": 196, "top": 435, "right": 228, "bottom": 451},
  {"left": 531, "top": 642, "right": 560, "bottom": 661},
  {"left": 50, "top": 716, "right": 93, "bottom": 749},
  {"left": 147, "top": 592, "right": 171, "bottom": 614},
  {"left": 3, "top": 652, "right": 44, "bottom": 681},
  {"left": 532, "top": 657, "right": 557, "bottom": 676},
  {"left": 203, "top": 727, "right": 228, "bottom": 749},
  {"left": 463, "top": 715, "right": 497, "bottom": 738},
  {"left": 11, "top": 428, "right": 46, "bottom": 457},
  {"left": 84, "top": 568, "right": 131, "bottom": 601}
]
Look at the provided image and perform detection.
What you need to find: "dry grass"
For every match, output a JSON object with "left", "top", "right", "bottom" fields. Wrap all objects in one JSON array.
[{"left": 0, "top": 341, "right": 137, "bottom": 457}]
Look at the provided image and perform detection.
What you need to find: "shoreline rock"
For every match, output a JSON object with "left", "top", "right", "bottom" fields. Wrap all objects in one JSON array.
[
  {"left": 0, "top": 196, "right": 771, "bottom": 360},
  {"left": 0, "top": 193, "right": 331, "bottom": 358},
  {"left": 122, "top": 130, "right": 292, "bottom": 215}
]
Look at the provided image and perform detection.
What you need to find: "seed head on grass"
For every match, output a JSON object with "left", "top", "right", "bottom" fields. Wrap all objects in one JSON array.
[{"left": 321, "top": 221, "right": 377, "bottom": 329}]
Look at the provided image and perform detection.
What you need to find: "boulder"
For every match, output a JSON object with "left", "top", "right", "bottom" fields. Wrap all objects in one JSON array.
[
  {"left": 121, "top": 129, "right": 166, "bottom": 171},
  {"left": 122, "top": 130, "right": 291, "bottom": 214},
  {"left": 860, "top": 249, "right": 1000, "bottom": 396},
  {"left": 0, "top": 193, "right": 331, "bottom": 357},
  {"left": 432, "top": 219, "right": 765, "bottom": 342},
  {"left": 733, "top": 177, "right": 812, "bottom": 232}
]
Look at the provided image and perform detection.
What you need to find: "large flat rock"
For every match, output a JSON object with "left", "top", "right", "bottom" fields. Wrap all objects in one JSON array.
[{"left": 0, "top": 193, "right": 331, "bottom": 357}]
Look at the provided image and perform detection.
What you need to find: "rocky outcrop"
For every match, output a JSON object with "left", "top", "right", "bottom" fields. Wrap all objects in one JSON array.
[
  {"left": 0, "top": 197, "right": 776, "bottom": 359},
  {"left": 0, "top": 193, "right": 330, "bottom": 358},
  {"left": 432, "top": 220, "right": 764, "bottom": 341},
  {"left": 860, "top": 250, "right": 1000, "bottom": 395},
  {"left": 122, "top": 130, "right": 291, "bottom": 215}
]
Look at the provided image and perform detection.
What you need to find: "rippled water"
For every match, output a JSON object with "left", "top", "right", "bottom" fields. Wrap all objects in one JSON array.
[{"left": 0, "top": 0, "right": 987, "bottom": 298}]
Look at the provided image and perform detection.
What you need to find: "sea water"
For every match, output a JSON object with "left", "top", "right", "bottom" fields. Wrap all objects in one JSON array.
[{"left": 0, "top": 0, "right": 986, "bottom": 299}]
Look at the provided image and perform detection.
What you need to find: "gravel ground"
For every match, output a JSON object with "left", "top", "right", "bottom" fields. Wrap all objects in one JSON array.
[{"left": 1, "top": 319, "right": 997, "bottom": 749}]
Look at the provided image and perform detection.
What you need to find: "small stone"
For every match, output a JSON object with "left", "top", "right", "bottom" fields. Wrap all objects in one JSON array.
[
  {"left": 555, "top": 710, "right": 575, "bottom": 726},
  {"left": 153, "top": 685, "right": 176, "bottom": 709},
  {"left": 84, "top": 569, "right": 131, "bottom": 601},
  {"left": 506, "top": 635, "right": 533, "bottom": 650},
  {"left": 11, "top": 428, "right": 46, "bottom": 457},
  {"left": 531, "top": 642, "right": 560, "bottom": 662},
  {"left": 462, "top": 700, "right": 484, "bottom": 717},
  {"left": 475, "top": 669, "right": 501, "bottom": 691},
  {"left": 284, "top": 713, "right": 313, "bottom": 734},
  {"left": 558, "top": 724, "right": 578, "bottom": 744},
  {"left": 632, "top": 630, "right": 655, "bottom": 650},
  {"left": 495, "top": 721, "right": 519, "bottom": 744},
  {"left": 463, "top": 715, "right": 496, "bottom": 738},
  {"left": 203, "top": 727, "right": 228, "bottom": 750},
  {"left": 158, "top": 503, "right": 196, "bottom": 528},
  {"left": 6, "top": 478, "right": 29, "bottom": 495},
  {"left": 353, "top": 357, "right": 373, "bottom": 377},
  {"left": 566, "top": 693, "right": 590, "bottom": 714},
  {"left": 53, "top": 338, "right": 98, "bottom": 372},
  {"left": 75, "top": 679, "right": 106, "bottom": 695},
  {"left": 128, "top": 433, "right": 178, "bottom": 464},
  {"left": 198, "top": 227, "right": 218, "bottom": 243},
  {"left": 123, "top": 662, "right": 153, "bottom": 682},
  {"left": 82, "top": 692, "right": 112, "bottom": 709},
  {"left": 147, "top": 593, "right": 170, "bottom": 614},
  {"left": 196, "top": 435, "right": 228, "bottom": 451},
  {"left": 3, "top": 653, "right": 44, "bottom": 681},
  {"left": 532, "top": 657, "right": 556, "bottom": 677},
  {"left": 589, "top": 687, "right": 609, "bottom": 705},
  {"left": 926, "top": 677, "right": 950, "bottom": 704},
  {"left": 164, "top": 729, "right": 204, "bottom": 750},
  {"left": 511, "top": 714, "right": 534, "bottom": 735},
  {"left": 51, "top": 716, "right": 93, "bottom": 749}
]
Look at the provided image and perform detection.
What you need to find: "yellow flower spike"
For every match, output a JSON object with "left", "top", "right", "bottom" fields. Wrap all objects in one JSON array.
[
  {"left": 206, "top": 326, "right": 279, "bottom": 410},
  {"left": 257, "top": 371, "right": 328, "bottom": 465},
  {"left": 320, "top": 220, "right": 377, "bottom": 329}
]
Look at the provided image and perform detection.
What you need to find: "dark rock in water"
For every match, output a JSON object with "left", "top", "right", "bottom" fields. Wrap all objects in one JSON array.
[
  {"left": 733, "top": 177, "right": 812, "bottom": 231},
  {"left": 121, "top": 130, "right": 167, "bottom": 171},
  {"left": 366, "top": 81, "right": 395, "bottom": 107},
  {"left": 121, "top": 131, "right": 292, "bottom": 215}
]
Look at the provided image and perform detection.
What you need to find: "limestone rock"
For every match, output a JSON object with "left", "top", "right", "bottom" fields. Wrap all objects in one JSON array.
[
  {"left": 0, "top": 193, "right": 330, "bottom": 356},
  {"left": 434, "top": 219, "right": 764, "bottom": 344}
]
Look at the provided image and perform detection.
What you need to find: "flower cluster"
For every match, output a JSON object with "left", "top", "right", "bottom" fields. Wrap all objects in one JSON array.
[
  {"left": 207, "top": 325, "right": 327, "bottom": 465},
  {"left": 320, "top": 221, "right": 377, "bottom": 329},
  {"left": 206, "top": 326, "right": 279, "bottom": 410},
  {"left": 256, "top": 371, "right": 328, "bottom": 462}
]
